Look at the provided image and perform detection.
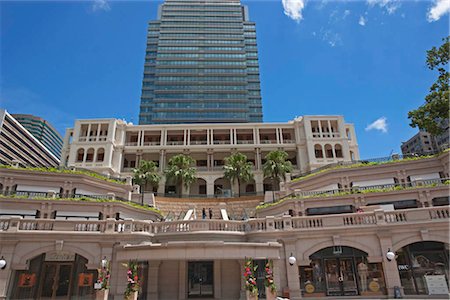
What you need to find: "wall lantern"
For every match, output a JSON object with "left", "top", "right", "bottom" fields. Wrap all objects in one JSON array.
[
  {"left": 0, "top": 256, "right": 6, "bottom": 270},
  {"left": 288, "top": 253, "right": 296, "bottom": 266},
  {"left": 386, "top": 248, "right": 396, "bottom": 262},
  {"left": 101, "top": 256, "right": 108, "bottom": 268}
]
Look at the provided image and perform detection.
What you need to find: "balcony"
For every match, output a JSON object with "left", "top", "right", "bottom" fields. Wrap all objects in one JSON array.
[
  {"left": 167, "top": 141, "right": 184, "bottom": 146},
  {"left": 1, "top": 206, "right": 447, "bottom": 236}
]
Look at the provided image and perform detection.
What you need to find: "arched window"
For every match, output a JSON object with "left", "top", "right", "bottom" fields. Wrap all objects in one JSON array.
[
  {"left": 76, "top": 149, "right": 84, "bottom": 162},
  {"left": 314, "top": 144, "right": 323, "bottom": 159},
  {"left": 96, "top": 148, "right": 105, "bottom": 162},
  {"left": 86, "top": 148, "right": 95, "bottom": 162},
  {"left": 334, "top": 144, "right": 343, "bottom": 158},
  {"left": 324, "top": 144, "right": 333, "bottom": 158},
  {"left": 350, "top": 151, "right": 355, "bottom": 161}
]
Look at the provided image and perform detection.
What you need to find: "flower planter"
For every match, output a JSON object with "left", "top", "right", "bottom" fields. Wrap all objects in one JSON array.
[
  {"left": 246, "top": 290, "right": 258, "bottom": 300},
  {"left": 95, "top": 289, "right": 109, "bottom": 300},
  {"left": 125, "top": 291, "right": 138, "bottom": 300},
  {"left": 265, "top": 287, "right": 277, "bottom": 300}
]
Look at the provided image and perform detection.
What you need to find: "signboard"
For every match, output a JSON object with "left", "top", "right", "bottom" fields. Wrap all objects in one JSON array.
[
  {"left": 45, "top": 251, "right": 75, "bottom": 262},
  {"left": 425, "top": 275, "right": 449, "bottom": 295},
  {"left": 78, "top": 273, "right": 94, "bottom": 287},
  {"left": 18, "top": 273, "right": 36, "bottom": 287}
]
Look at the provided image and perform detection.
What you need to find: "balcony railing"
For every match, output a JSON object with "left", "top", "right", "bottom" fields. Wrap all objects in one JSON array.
[
  {"left": 285, "top": 178, "right": 449, "bottom": 201},
  {"left": 1, "top": 207, "right": 447, "bottom": 235},
  {"left": 292, "top": 149, "right": 445, "bottom": 180}
]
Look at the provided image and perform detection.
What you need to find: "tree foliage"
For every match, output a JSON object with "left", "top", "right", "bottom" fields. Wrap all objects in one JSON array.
[
  {"left": 165, "top": 154, "right": 196, "bottom": 197},
  {"left": 408, "top": 36, "right": 449, "bottom": 135},
  {"left": 262, "top": 150, "right": 293, "bottom": 191},
  {"left": 223, "top": 152, "right": 254, "bottom": 197},
  {"left": 132, "top": 160, "right": 161, "bottom": 192}
]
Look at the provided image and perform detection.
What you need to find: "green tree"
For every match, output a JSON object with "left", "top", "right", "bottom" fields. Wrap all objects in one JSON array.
[
  {"left": 262, "top": 150, "right": 293, "bottom": 193},
  {"left": 165, "top": 154, "right": 196, "bottom": 197},
  {"left": 132, "top": 160, "right": 161, "bottom": 193},
  {"left": 223, "top": 152, "right": 254, "bottom": 197},
  {"left": 408, "top": 36, "right": 449, "bottom": 135}
]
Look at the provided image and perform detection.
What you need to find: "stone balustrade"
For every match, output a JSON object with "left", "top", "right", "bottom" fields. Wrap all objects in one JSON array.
[{"left": 0, "top": 207, "right": 448, "bottom": 236}]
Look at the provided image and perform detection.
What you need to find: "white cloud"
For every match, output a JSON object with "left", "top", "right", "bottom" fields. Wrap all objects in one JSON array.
[
  {"left": 365, "top": 117, "right": 388, "bottom": 133},
  {"left": 343, "top": 10, "right": 351, "bottom": 19},
  {"left": 367, "top": 0, "right": 401, "bottom": 15},
  {"left": 92, "top": 0, "right": 110, "bottom": 12},
  {"left": 282, "top": 0, "right": 306, "bottom": 22},
  {"left": 359, "top": 15, "right": 367, "bottom": 26},
  {"left": 321, "top": 30, "right": 342, "bottom": 47},
  {"left": 427, "top": 0, "right": 450, "bottom": 22}
]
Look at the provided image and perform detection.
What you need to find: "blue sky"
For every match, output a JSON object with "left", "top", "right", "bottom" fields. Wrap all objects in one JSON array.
[{"left": 1, "top": 0, "right": 448, "bottom": 158}]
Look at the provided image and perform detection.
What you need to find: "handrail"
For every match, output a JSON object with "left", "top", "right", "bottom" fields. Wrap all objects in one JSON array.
[
  {"left": 279, "top": 178, "right": 449, "bottom": 202},
  {"left": 291, "top": 150, "right": 444, "bottom": 181},
  {"left": 1, "top": 207, "right": 448, "bottom": 234}
]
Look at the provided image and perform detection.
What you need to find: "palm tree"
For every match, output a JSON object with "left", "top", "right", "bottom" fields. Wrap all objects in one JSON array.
[
  {"left": 262, "top": 150, "right": 293, "bottom": 196},
  {"left": 165, "top": 154, "right": 196, "bottom": 197},
  {"left": 223, "top": 152, "right": 254, "bottom": 197},
  {"left": 132, "top": 160, "right": 161, "bottom": 204}
]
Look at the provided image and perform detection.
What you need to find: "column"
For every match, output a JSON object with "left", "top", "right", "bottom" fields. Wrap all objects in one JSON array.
[
  {"left": 378, "top": 235, "right": 403, "bottom": 297},
  {"left": 147, "top": 260, "right": 161, "bottom": 300},
  {"left": 159, "top": 150, "right": 165, "bottom": 172},
  {"left": 96, "top": 124, "right": 101, "bottom": 141},
  {"left": 206, "top": 177, "right": 215, "bottom": 197},
  {"left": 179, "top": 261, "right": 186, "bottom": 300},
  {"left": 0, "top": 244, "right": 15, "bottom": 300},
  {"left": 279, "top": 128, "right": 284, "bottom": 144},
  {"left": 237, "top": 259, "right": 246, "bottom": 300},
  {"left": 276, "top": 128, "right": 280, "bottom": 144},
  {"left": 87, "top": 123, "right": 92, "bottom": 140},
  {"left": 284, "top": 241, "right": 301, "bottom": 299},
  {"left": 214, "top": 260, "right": 222, "bottom": 299}
]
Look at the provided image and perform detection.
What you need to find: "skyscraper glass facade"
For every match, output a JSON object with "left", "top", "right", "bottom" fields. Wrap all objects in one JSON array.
[{"left": 139, "top": 0, "right": 263, "bottom": 124}]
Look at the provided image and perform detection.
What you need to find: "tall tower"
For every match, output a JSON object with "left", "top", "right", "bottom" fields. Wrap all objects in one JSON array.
[{"left": 139, "top": 0, "right": 263, "bottom": 124}]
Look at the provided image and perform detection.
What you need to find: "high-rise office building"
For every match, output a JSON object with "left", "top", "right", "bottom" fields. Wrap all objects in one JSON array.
[
  {"left": 11, "top": 113, "right": 63, "bottom": 158},
  {"left": 139, "top": 0, "right": 263, "bottom": 124}
]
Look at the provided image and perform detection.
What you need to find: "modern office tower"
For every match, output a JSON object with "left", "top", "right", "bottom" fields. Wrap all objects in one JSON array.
[
  {"left": 0, "top": 110, "right": 60, "bottom": 167},
  {"left": 139, "top": 0, "right": 263, "bottom": 124},
  {"left": 11, "top": 114, "right": 63, "bottom": 158}
]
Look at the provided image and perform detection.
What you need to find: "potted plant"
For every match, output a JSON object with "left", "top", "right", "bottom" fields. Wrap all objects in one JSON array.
[
  {"left": 244, "top": 257, "right": 258, "bottom": 300},
  {"left": 264, "top": 260, "right": 277, "bottom": 300},
  {"left": 123, "top": 260, "right": 140, "bottom": 300},
  {"left": 95, "top": 258, "right": 110, "bottom": 300}
]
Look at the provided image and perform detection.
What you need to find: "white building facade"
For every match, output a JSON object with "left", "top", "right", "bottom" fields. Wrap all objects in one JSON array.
[{"left": 60, "top": 116, "right": 359, "bottom": 197}]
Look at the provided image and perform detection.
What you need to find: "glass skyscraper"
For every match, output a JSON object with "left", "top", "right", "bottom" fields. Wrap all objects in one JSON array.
[{"left": 139, "top": 0, "right": 263, "bottom": 124}]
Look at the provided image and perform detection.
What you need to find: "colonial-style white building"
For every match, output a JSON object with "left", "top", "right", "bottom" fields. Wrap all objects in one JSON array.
[{"left": 60, "top": 116, "right": 359, "bottom": 197}]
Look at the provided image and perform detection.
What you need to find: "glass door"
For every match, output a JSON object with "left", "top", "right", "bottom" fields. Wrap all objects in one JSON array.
[
  {"left": 324, "top": 258, "right": 358, "bottom": 296},
  {"left": 324, "top": 259, "right": 340, "bottom": 296},
  {"left": 38, "top": 263, "right": 73, "bottom": 300},
  {"left": 340, "top": 258, "right": 358, "bottom": 295},
  {"left": 188, "top": 261, "right": 214, "bottom": 298}
]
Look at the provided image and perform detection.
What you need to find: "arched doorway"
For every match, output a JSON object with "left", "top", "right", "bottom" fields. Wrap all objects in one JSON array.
[
  {"left": 9, "top": 252, "right": 96, "bottom": 299},
  {"left": 299, "top": 246, "right": 386, "bottom": 297},
  {"left": 396, "top": 241, "right": 449, "bottom": 295},
  {"left": 213, "top": 177, "right": 231, "bottom": 197}
]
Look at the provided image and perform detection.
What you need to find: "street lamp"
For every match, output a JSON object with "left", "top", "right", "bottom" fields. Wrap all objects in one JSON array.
[
  {"left": 0, "top": 256, "right": 6, "bottom": 270},
  {"left": 386, "top": 249, "right": 396, "bottom": 262},
  {"left": 288, "top": 253, "right": 296, "bottom": 266}
]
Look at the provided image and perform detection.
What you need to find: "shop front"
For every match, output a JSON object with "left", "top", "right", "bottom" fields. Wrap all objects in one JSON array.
[
  {"left": 299, "top": 246, "right": 386, "bottom": 297},
  {"left": 397, "top": 241, "right": 449, "bottom": 295},
  {"left": 7, "top": 252, "right": 97, "bottom": 299}
]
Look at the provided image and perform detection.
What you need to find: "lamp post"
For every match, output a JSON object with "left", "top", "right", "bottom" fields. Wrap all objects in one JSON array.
[{"left": 0, "top": 256, "right": 6, "bottom": 270}]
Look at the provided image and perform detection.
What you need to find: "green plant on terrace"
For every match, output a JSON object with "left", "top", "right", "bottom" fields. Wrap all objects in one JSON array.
[
  {"left": 0, "top": 194, "right": 161, "bottom": 214},
  {"left": 256, "top": 181, "right": 449, "bottom": 210},
  {"left": 0, "top": 165, "right": 125, "bottom": 185},
  {"left": 292, "top": 150, "right": 448, "bottom": 183}
]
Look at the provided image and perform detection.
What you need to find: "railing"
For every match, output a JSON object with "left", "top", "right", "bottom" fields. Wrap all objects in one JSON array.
[
  {"left": 285, "top": 178, "right": 449, "bottom": 201},
  {"left": 291, "top": 150, "right": 444, "bottom": 180},
  {"left": 1, "top": 190, "right": 128, "bottom": 203},
  {"left": 1, "top": 207, "right": 447, "bottom": 235},
  {"left": 0, "top": 163, "right": 127, "bottom": 183}
]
